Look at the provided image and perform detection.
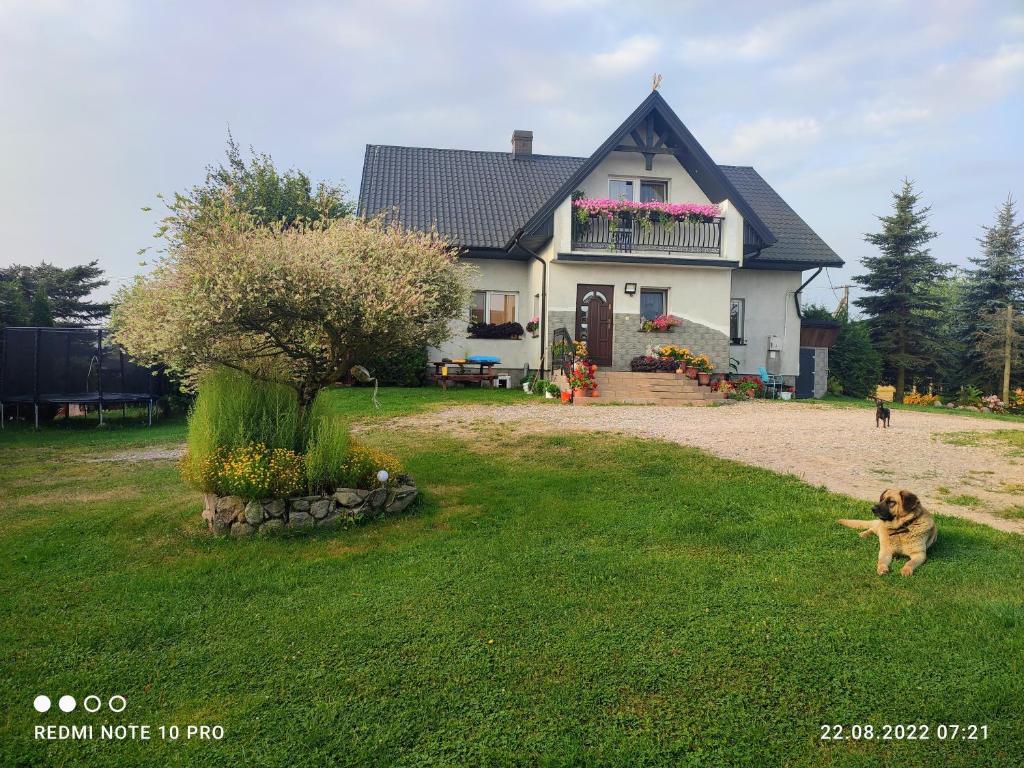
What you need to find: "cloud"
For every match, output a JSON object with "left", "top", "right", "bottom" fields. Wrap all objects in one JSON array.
[
  {"left": 861, "top": 106, "right": 933, "bottom": 129},
  {"left": 589, "top": 35, "right": 661, "bottom": 75},
  {"left": 717, "top": 116, "right": 823, "bottom": 159}
]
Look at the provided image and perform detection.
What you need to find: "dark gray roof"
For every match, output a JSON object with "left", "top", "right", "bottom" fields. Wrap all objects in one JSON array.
[
  {"left": 358, "top": 145, "right": 586, "bottom": 251},
  {"left": 358, "top": 145, "right": 842, "bottom": 268},
  {"left": 719, "top": 165, "right": 843, "bottom": 268}
]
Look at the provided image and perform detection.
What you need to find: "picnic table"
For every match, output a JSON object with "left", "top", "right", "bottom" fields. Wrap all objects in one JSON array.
[{"left": 431, "top": 359, "right": 499, "bottom": 389}]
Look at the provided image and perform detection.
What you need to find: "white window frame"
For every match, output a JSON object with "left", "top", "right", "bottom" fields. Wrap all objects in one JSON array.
[
  {"left": 608, "top": 176, "right": 670, "bottom": 203},
  {"left": 470, "top": 290, "right": 519, "bottom": 324},
  {"left": 639, "top": 287, "right": 669, "bottom": 321},
  {"left": 730, "top": 298, "right": 745, "bottom": 344}
]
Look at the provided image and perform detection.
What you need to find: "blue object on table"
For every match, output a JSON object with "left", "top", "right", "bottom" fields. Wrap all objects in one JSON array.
[{"left": 467, "top": 355, "right": 500, "bottom": 364}]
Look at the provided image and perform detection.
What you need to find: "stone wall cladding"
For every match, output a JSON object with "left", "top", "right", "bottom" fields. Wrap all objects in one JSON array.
[
  {"left": 547, "top": 310, "right": 728, "bottom": 373},
  {"left": 612, "top": 313, "right": 729, "bottom": 372},
  {"left": 201, "top": 479, "right": 418, "bottom": 536}
]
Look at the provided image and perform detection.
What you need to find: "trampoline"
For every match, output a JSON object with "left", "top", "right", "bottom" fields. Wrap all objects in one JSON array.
[{"left": 0, "top": 327, "right": 165, "bottom": 428}]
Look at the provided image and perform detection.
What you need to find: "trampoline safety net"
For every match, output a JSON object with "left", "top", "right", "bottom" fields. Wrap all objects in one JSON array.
[{"left": 0, "top": 327, "right": 165, "bottom": 405}]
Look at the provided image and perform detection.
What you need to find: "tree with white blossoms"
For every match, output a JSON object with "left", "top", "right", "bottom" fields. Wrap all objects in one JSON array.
[{"left": 111, "top": 209, "right": 472, "bottom": 408}]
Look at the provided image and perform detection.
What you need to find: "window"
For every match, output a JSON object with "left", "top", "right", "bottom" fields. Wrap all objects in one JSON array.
[
  {"left": 730, "top": 298, "right": 745, "bottom": 344},
  {"left": 470, "top": 291, "right": 518, "bottom": 324},
  {"left": 640, "top": 288, "right": 667, "bottom": 321},
  {"left": 609, "top": 177, "right": 669, "bottom": 202},
  {"left": 609, "top": 179, "right": 633, "bottom": 201},
  {"left": 640, "top": 180, "right": 667, "bottom": 202}
]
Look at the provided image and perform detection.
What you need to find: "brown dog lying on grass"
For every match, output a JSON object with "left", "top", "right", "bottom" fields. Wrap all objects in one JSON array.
[{"left": 838, "top": 489, "right": 937, "bottom": 576}]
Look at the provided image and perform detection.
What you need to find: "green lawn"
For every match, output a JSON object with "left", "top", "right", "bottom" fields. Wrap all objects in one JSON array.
[{"left": 2, "top": 388, "right": 1022, "bottom": 766}]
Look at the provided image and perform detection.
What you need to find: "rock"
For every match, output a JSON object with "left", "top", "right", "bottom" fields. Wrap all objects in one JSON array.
[
  {"left": 244, "top": 501, "right": 264, "bottom": 525},
  {"left": 317, "top": 509, "right": 345, "bottom": 528},
  {"left": 385, "top": 485, "right": 418, "bottom": 515},
  {"left": 230, "top": 522, "right": 254, "bottom": 537},
  {"left": 262, "top": 499, "right": 286, "bottom": 519},
  {"left": 310, "top": 498, "right": 334, "bottom": 520},
  {"left": 259, "top": 518, "right": 285, "bottom": 534},
  {"left": 202, "top": 493, "right": 218, "bottom": 524},
  {"left": 290, "top": 498, "right": 311, "bottom": 513},
  {"left": 333, "top": 489, "right": 366, "bottom": 507},
  {"left": 213, "top": 495, "right": 243, "bottom": 532},
  {"left": 288, "top": 510, "right": 313, "bottom": 528},
  {"left": 365, "top": 487, "right": 388, "bottom": 515},
  {"left": 982, "top": 406, "right": 992, "bottom": 413}
]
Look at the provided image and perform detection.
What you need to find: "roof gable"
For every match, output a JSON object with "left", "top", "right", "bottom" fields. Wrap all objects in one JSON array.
[{"left": 516, "top": 91, "right": 776, "bottom": 249}]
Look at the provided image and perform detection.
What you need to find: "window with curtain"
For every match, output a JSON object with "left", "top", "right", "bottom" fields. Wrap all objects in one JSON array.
[
  {"left": 640, "top": 288, "right": 667, "bottom": 321},
  {"left": 640, "top": 180, "right": 667, "bottom": 202},
  {"left": 469, "top": 291, "right": 518, "bottom": 324}
]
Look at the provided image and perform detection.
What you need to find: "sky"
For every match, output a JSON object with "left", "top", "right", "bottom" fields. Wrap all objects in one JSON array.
[{"left": 1, "top": 0, "right": 1022, "bottom": 312}]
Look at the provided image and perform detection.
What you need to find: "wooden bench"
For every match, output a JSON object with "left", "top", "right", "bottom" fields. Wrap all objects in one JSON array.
[{"left": 431, "top": 361, "right": 498, "bottom": 389}]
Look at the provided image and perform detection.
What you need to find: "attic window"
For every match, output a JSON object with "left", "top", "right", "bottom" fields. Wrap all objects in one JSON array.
[{"left": 608, "top": 178, "right": 668, "bottom": 203}]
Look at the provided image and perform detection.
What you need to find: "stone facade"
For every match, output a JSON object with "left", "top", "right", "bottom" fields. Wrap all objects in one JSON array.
[
  {"left": 548, "top": 310, "right": 729, "bottom": 372},
  {"left": 201, "top": 479, "right": 418, "bottom": 536}
]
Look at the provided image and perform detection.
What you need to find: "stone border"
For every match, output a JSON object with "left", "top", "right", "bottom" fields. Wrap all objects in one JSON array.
[{"left": 201, "top": 478, "right": 418, "bottom": 536}]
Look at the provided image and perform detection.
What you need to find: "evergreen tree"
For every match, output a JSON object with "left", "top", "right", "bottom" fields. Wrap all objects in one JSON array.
[
  {"left": 854, "top": 180, "right": 947, "bottom": 401},
  {"left": 29, "top": 285, "right": 55, "bottom": 326},
  {"left": 958, "top": 197, "right": 1024, "bottom": 391},
  {"left": 0, "top": 261, "right": 109, "bottom": 325},
  {"left": 0, "top": 279, "right": 31, "bottom": 329}
]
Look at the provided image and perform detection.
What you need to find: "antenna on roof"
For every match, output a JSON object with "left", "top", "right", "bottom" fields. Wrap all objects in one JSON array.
[{"left": 651, "top": 73, "right": 662, "bottom": 92}]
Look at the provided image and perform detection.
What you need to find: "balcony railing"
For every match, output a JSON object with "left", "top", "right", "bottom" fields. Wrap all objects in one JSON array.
[{"left": 571, "top": 213, "right": 722, "bottom": 255}]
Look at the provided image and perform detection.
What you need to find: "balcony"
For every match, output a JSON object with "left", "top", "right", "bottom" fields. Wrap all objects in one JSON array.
[{"left": 571, "top": 213, "right": 722, "bottom": 256}]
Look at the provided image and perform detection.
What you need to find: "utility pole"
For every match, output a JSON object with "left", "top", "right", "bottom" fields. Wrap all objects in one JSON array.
[
  {"left": 1003, "top": 303, "right": 1013, "bottom": 405},
  {"left": 833, "top": 285, "right": 853, "bottom": 320}
]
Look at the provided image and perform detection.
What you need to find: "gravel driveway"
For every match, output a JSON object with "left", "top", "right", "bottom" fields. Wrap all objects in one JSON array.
[{"left": 400, "top": 400, "right": 1024, "bottom": 534}]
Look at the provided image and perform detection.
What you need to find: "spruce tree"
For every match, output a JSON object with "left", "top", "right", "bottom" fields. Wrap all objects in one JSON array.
[
  {"left": 854, "top": 180, "right": 946, "bottom": 401},
  {"left": 0, "top": 279, "right": 31, "bottom": 330},
  {"left": 958, "top": 197, "right": 1024, "bottom": 391},
  {"left": 29, "top": 285, "right": 54, "bottom": 326}
]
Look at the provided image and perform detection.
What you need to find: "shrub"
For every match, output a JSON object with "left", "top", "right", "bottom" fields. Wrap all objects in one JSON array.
[
  {"left": 215, "top": 443, "right": 305, "bottom": 499},
  {"left": 303, "top": 390, "right": 351, "bottom": 494},
  {"left": 183, "top": 368, "right": 303, "bottom": 489},
  {"left": 904, "top": 389, "right": 939, "bottom": 406},
  {"left": 337, "top": 440, "right": 404, "bottom": 490},
  {"left": 360, "top": 344, "right": 429, "bottom": 386},
  {"left": 829, "top": 321, "right": 882, "bottom": 398}
]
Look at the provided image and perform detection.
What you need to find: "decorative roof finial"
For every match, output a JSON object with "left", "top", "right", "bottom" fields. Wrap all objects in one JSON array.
[{"left": 651, "top": 73, "right": 662, "bottom": 92}]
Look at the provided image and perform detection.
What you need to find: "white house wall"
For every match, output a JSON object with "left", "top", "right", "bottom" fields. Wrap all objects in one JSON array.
[
  {"left": 428, "top": 257, "right": 542, "bottom": 380},
  {"left": 729, "top": 269, "right": 803, "bottom": 377}
]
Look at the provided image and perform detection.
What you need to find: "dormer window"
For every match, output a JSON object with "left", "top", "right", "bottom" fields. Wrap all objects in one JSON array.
[{"left": 609, "top": 177, "right": 668, "bottom": 203}]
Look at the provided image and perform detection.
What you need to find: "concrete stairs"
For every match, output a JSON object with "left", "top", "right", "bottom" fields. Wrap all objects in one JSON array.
[{"left": 555, "top": 371, "right": 725, "bottom": 406}]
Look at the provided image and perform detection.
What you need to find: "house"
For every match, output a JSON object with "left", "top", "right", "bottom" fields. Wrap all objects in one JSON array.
[{"left": 358, "top": 91, "right": 842, "bottom": 396}]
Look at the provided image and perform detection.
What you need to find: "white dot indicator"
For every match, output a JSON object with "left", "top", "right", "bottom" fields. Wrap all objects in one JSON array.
[
  {"left": 58, "top": 695, "right": 76, "bottom": 712},
  {"left": 33, "top": 695, "right": 51, "bottom": 713}
]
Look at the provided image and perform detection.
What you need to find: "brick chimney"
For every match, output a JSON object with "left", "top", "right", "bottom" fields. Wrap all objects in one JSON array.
[{"left": 511, "top": 129, "right": 533, "bottom": 159}]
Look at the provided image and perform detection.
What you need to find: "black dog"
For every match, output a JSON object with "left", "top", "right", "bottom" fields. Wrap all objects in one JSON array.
[{"left": 875, "top": 399, "right": 891, "bottom": 428}]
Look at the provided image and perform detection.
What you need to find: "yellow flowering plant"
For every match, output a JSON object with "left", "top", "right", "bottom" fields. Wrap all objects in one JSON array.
[{"left": 337, "top": 440, "right": 405, "bottom": 490}]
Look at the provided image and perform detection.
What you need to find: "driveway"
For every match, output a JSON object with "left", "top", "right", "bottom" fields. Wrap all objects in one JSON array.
[{"left": 399, "top": 400, "right": 1024, "bottom": 534}]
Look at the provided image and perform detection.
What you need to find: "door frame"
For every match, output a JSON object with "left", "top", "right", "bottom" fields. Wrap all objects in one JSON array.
[{"left": 575, "top": 283, "right": 614, "bottom": 367}]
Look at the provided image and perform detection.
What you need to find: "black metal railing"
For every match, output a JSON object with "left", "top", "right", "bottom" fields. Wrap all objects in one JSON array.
[
  {"left": 551, "top": 327, "right": 575, "bottom": 378},
  {"left": 571, "top": 213, "right": 722, "bottom": 255}
]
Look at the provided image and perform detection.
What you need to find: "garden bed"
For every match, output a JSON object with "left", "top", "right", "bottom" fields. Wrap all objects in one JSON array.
[{"left": 201, "top": 479, "right": 418, "bottom": 536}]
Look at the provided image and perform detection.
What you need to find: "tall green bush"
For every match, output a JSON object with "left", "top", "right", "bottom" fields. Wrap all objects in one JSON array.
[
  {"left": 303, "top": 389, "right": 351, "bottom": 493},
  {"left": 184, "top": 368, "right": 303, "bottom": 487},
  {"left": 829, "top": 321, "right": 882, "bottom": 398},
  {"left": 360, "top": 345, "right": 429, "bottom": 386}
]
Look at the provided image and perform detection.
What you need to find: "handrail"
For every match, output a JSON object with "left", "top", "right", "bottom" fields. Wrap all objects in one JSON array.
[{"left": 572, "top": 213, "right": 722, "bottom": 255}]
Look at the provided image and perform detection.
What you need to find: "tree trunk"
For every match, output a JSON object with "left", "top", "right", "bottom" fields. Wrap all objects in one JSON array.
[
  {"left": 1003, "top": 303, "right": 1013, "bottom": 405},
  {"left": 895, "top": 334, "right": 906, "bottom": 402}
]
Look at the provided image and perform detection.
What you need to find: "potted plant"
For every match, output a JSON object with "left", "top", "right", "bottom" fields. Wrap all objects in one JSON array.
[
  {"left": 639, "top": 314, "right": 683, "bottom": 333},
  {"left": 693, "top": 354, "right": 713, "bottom": 385},
  {"left": 525, "top": 316, "right": 540, "bottom": 337},
  {"left": 533, "top": 379, "right": 548, "bottom": 396},
  {"left": 567, "top": 360, "right": 597, "bottom": 398},
  {"left": 545, "top": 382, "right": 560, "bottom": 399},
  {"left": 523, "top": 373, "right": 537, "bottom": 394},
  {"left": 560, "top": 390, "right": 572, "bottom": 403}
]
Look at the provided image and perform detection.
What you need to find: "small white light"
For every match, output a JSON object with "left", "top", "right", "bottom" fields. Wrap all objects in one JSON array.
[{"left": 376, "top": 469, "right": 389, "bottom": 484}]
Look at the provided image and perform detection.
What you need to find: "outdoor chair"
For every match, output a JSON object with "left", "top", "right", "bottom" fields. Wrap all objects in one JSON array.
[{"left": 757, "top": 366, "right": 783, "bottom": 399}]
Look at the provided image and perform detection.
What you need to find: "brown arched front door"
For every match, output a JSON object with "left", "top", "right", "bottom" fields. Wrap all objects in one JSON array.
[{"left": 575, "top": 284, "right": 614, "bottom": 366}]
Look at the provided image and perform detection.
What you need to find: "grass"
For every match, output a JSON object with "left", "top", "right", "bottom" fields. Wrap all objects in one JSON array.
[
  {"left": 940, "top": 429, "right": 1024, "bottom": 458},
  {"left": 2, "top": 387, "right": 1023, "bottom": 766},
  {"left": 801, "top": 394, "right": 1024, "bottom": 424}
]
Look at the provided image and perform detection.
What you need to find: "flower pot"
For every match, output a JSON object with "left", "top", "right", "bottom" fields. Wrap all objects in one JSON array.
[
  {"left": 779, "top": 391, "right": 792, "bottom": 401},
  {"left": 685, "top": 366, "right": 698, "bottom": 379},
  {"left": 522, "top": 383, "right": 532, "bottom": 393},
  {"left": 560, "top": 391, "right": 572, "bottom": 403},
  {"left": 697, "top": 372, "right": 710, "bottom": 386},
  {"left": 545, "top": 391, "right": 555, "bottom": 399},
  {"left": 675, "top": 367, "right": 685, "bottom": 376},
  {"left": 574, "top": 388, "right": 596, "bottom": 398}
]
